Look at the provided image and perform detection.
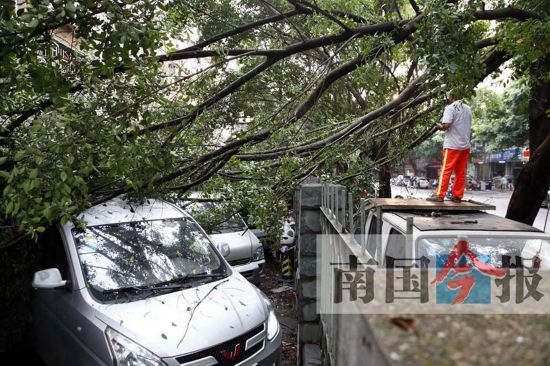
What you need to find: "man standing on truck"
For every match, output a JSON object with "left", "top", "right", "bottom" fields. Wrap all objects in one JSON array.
[{"left": 427, "top": 90, "right": 472, "bottom": 203}]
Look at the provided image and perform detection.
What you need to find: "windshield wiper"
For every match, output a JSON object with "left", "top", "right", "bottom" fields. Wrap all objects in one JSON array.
[
  {"left": 101, "top": 285, "right": 159, "bottom": 294},
  {"left": 155, "top": 272, "right": 227, "bottom": 287},
  {"left": 101, "top": 272, "right": 227, "bottom": 294}
]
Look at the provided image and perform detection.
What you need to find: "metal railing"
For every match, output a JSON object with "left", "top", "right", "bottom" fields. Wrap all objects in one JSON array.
[
  {"left": 319, "top": 184, "right": 365, "bottom": 365},
  {"left": 318, "top": 184, "right": 391, "bottom": 365},
  {"left": 321, "top": 183, "right": 369, "bottom": 252}
]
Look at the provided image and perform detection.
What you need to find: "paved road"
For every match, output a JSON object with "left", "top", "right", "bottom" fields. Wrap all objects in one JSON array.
[{"left": 391, "top": 185, "right": 550, "bottom": 233}]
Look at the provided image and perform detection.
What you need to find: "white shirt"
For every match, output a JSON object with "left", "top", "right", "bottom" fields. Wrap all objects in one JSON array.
[{"left": 441, "top": 100, "right": 472, "bottom": 150}]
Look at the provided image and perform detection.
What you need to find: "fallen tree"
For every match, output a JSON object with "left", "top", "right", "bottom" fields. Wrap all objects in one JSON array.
[{"left": 0, "top": 0, "right": 548, "bottom": 243}]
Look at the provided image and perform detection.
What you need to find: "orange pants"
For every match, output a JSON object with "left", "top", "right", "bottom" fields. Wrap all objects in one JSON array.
[{"left": 435, "top": 148, "right": 469, "bottom": 198}]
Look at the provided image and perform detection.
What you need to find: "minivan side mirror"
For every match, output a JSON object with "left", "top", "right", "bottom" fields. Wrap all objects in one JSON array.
[
  {"left": 217, "top": 243, "right": 231, "bottom": 257},
  {"left": 32, "top": 268, "right": 67, "bottom": 289}
]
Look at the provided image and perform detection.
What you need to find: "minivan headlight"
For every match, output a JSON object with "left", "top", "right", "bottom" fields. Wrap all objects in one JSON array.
[
  {"left": 262, "top": 297, "right": 279, "bottom": 341},
  {"left": 266, "top": 306, "right": 279, "bottom": 341},
  {"left": 105, "top": 327, "right": 166, "bottom": 366},
  {"left": 256, "top": 289, "right": 279, "bottom": 341},
  {"left": 253, "top": 246, "right": 264, "bottom": 261}
]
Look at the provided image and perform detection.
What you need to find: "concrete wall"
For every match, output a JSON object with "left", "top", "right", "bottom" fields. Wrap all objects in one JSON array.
[{"left": 295, "top": 184, "right": 323, "bottom": 365}]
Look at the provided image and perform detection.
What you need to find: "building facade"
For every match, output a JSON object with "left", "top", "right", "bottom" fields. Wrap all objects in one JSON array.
[{"left": 474, "top": 147, "right": 526, "bottom": 183}]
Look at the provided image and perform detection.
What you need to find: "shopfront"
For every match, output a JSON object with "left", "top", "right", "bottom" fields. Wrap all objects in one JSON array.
[{"left": 474, "top": 147, "right": 525, "bottom": 183}]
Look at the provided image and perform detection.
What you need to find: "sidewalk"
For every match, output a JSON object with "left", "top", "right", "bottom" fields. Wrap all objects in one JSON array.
[{"left": 465, "top": 189, "right": 510, "bottom": 197}]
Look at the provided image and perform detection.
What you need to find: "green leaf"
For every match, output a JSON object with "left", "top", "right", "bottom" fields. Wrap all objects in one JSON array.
[
  {"left": 60, "top": 216, "right": 70, "bottom": 226},
  {"left": 28, "top": 18, "right": 39, "bottom": 29},
  {"left": 43, "top": 206, "right": 53, "bottom": 219},
  {"left": 3, "top": 185, "right": 13, "bottom": 196},
  {"left": 14, "top": 151, "right": 25, "bottom": 161},
  {"left": 66, "top": 1, "right": 76, "bottom": 14},
  {"left": 6, "top": 201, "right": 13, "bottom": 215},
  {"left": 36, "top": 226, "right": 46, "bottom": 233}
]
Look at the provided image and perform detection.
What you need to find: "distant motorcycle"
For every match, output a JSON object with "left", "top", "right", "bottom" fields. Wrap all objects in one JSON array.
[{"left": 446, "top": 184, "right": 453, "bottom": 199}]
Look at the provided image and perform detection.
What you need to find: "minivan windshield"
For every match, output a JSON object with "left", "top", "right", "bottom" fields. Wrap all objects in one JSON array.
[
  {"left": 186, "top": 202, "right": 247, "bottom": 234},
  {"left": 73, "top": 218, "right": 226, "bottom": 293}
]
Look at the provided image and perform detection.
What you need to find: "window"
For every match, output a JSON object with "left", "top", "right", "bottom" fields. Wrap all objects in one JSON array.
[
  {"left": 39, "top": 227, "right": 69, "bottom": 280},
  {"left": 72, "top": 219, "right": 225, "bottom": 292},
  {"left": 385, "top": 228, "right": 406, "bottom": 262},
  {"left": 186, "top": 202, "right": 247, "bottom": 234},
  {"left": 365, "top": 215, "right": 380, "bottom": 256}
]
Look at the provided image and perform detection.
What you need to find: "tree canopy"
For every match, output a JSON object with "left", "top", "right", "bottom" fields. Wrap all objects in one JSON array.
[
  {"left": 1, "top": 0, "right": 549, "bottom": 245},
  {"left": 471, "top": 82, "right": 529, "bottom": 152}
]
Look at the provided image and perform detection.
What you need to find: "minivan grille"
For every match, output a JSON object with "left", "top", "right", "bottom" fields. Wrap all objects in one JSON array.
[
  {"left": 228, "top": 258, "right": 251, "bottom": 266},
  {"left": 175, "top": 324, "right": 265, "bottom": 366}
]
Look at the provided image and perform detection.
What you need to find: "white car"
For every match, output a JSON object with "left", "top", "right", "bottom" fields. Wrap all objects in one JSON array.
[
  {"left": 417, "top": 177, "right": 430, "bottom": 189},
  {"left": 32, "top": 197, "right": 281, "bottom": 366},
  {"left": 183, "top": 200, "right": 265, "bottom": 284}
]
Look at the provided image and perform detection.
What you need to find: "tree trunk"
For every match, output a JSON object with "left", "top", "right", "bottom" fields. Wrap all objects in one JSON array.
[
  {"left": 366, "top": 141, "right": 392, "bottom": 198},
  {"left": 506, "top": 132, "right": 550, "bottom": 224},
  {"left": 378, "top": 163, "right": 392, "bottom": 198},
  {"left": 528, "top": 71, "right": 550, "bottom": 153},
  {"left": 377, "top": 142, "right": 392, "bottom": 198},
  {"left": 506, "top": 67, "right": 550, "bottom": 224}
]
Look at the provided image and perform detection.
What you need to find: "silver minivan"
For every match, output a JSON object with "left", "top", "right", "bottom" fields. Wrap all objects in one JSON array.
[{"left": 31, "top": 197, "right": 281, "bottom": 365}]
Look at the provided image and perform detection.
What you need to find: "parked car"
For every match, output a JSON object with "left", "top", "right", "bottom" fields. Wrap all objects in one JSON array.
[
  {"left": 467, "top": 178, "right": 480, "bottom": 190},
  {"left": 241, "top": 211, "right": 295, "bottom": 254},
  {"left": 394, "top": 175, "right": 405, "bottom": 186},
  {"left": 363, "top": 199, "right": 550, "bottom": 269},
  {"left": 183, "top": 200, "right": 265, "bottom": 284},
  {"left": 430, "top": 178, "right": 438, "bottom": 188},
  {"left": 31, "top": 197, "right": 281, "bottom": 366},
  {"left": 417, "top": 177, "right": 430, "bottom": 189}
]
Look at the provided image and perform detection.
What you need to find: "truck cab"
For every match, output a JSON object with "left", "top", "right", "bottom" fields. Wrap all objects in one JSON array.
[{"left": 363, "top": 199, "right": 550, "bottom": 269}]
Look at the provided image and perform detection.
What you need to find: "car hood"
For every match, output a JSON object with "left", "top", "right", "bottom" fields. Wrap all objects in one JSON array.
[{"left": 94, "top": 274, "right": 267, "bottom": 358}]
